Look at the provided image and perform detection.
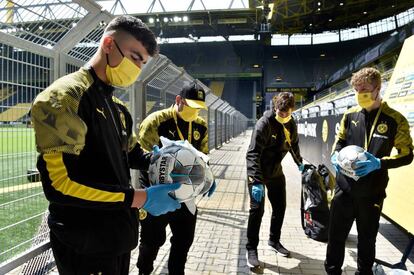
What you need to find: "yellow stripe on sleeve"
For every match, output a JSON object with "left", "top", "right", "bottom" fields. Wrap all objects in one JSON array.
[
  {"left": 200, "top": 133, "right": 209, "bottom": 154},
  {"left": 382, "top": 147, "right": 411, "bottom": 161},
  {"left": 44, "top": 153, "right": 125, "bottom": 202},
  {"left": 138, "top": 115, "right": 160, "bottom": 152}
]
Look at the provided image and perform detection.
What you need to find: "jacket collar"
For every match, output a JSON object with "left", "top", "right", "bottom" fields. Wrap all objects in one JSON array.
[
  {"left": 171, "top": 105, "right": 189, "bottom": 124},
  {"left": 85, "top": 65, "right": 115, "bottom": 97},
  {"left": 361, "top": 101, "right": 385, "bottom": 116}
]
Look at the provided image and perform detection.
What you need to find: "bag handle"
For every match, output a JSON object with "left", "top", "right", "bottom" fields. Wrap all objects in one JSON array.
[{"left": 300, "top": 182, "right": 306, "bottom": 230}]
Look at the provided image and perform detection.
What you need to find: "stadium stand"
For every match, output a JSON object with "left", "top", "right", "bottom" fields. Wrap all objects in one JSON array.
[
  {"left": 158, "top": 30, "right": 406, "bottom": 118},
  {"left": 220, "top": 79, "right": 255, "bottom": 120},
  {"left": 0, "top": 88, "right": 13, "bottom": 102},
  {"left": 208, "top": 81, "right": 225, "bottom": 98},
  {"left": 0, "top": 103, "right": 31, "bottom": 122}
]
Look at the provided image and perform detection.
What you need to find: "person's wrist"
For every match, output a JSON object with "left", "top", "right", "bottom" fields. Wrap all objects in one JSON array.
[
  {"left": 376, "top": 157, "right": 381, "bottom": 169},
  {"left": 253, "top": 180, "right": 262, "bottom": 186},
  {"left": 132, "top": 189, "right": 147, "bottom": 208}
]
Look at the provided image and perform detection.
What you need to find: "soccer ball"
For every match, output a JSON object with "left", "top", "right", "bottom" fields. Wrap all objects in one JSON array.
[
  {"left": 148, "top": 140, "right": 213, "bottom": 202},
  {"left": 337, "top": 145, "right": 367, "bottom": 180}
]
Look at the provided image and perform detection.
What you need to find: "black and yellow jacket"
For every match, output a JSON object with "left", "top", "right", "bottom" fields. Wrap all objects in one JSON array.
[
  {"left": 246, "top": 109, "right": 302, "bottom": 185},
  {"left": 138, "top": 105, "right": 208, "bottom": 187},
  {"left": 333, "top": 101, "right": 413, "bottom": 198},
  {"left": 31, "top": 67, "right": 150, "bottom": 255}
]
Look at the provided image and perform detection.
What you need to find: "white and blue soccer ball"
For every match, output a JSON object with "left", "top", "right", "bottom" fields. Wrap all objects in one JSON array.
[
  {"left": 148, "top": 137, "right": 214, "bottom": 202},
  {"left": 337, "top": 145, "right": 367, "bottom": 180}
]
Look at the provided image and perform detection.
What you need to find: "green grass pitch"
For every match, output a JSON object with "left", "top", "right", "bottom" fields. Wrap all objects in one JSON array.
[{"left": 0, "top": 127, "right": 48, "bottom": 263}]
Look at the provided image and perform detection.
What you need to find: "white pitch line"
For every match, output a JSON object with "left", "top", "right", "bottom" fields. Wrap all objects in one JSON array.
[{"left": 0, "top": 182, "right": 42, "bottom": 194}]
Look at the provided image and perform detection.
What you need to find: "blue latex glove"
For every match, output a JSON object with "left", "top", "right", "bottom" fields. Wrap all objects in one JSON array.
[
  {"left": 331, "top": 151, "right": 341, "bottom": 174},
  {"left": 153, "top": 145, "right": 160, "bottom": 154},
  {"left": 150, "top": 145, "right": 161, "bottom": 164},
  {"left": 251, "top": 182, "right": 264, "bottom": 203},
  {"left": 298, "top": 163, "right": 305, "bottom": 172},
  {"left": 354, "top": 152, "right": 381, "bottom": 177},
  {"left": 203, "top": 180, "right": 217, "bottom": 197},
  {"left": 143, "top": 183, "right": 181, "bottom": 216}
]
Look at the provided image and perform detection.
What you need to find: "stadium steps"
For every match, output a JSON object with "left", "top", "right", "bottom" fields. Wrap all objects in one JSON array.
[
  {"left": 146, "top": 101, "right": 156, "bottom": 114},
  {"left": 209, "top": 81, "right": 225, "bottom": 98},
  {"left": 0, "top": 89, "right": 14, "bottom": 103},
  {"left": 0, "top": 103, "right": 31, "bottom": 122}
]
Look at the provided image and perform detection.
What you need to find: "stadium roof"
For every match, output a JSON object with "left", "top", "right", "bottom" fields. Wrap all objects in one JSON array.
[
  {"left": 1, "top": 1, "right": 413, "bottom": 37},
  {"left": 0, "top": 0, "right": 413, "bottom": 61},
  {"left": 104, "top": 0, "right": 414, "bottom": 38}
]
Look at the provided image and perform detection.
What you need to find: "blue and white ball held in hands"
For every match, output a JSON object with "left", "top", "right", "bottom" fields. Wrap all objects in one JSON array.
[
  {"left": 148, "top": 137, "right": 214, "bottom": 203},
  {"left": 337, "top": 145, "right": 367, "bottom": 181}
]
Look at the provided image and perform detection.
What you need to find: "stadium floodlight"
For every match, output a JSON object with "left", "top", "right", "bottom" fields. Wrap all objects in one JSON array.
[
  {"left": 149, "top": 18, "right": 155, "bottom": 24},
  {"left": 174, "top": 16, "right": 180, "bottom": 22},
  {"left": 183, "top": 15, "right": 189, "bottom": 22},
  {"left": 163, "top": 17, "right": 169, "bottom": 23}
]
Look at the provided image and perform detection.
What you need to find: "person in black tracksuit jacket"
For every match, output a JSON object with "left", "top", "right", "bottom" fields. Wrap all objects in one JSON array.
[
  {"left": 325, "top": 67, "right": 413, "bottom": 275},
  {"left": 245, "top": 92, "right": 303, "bottom": 267},
  {"left": 31, "top": 16, "right": 180, "bottom": 275},
  {"left": 136, "top": 83, "right": 215, "bottom": 275}
]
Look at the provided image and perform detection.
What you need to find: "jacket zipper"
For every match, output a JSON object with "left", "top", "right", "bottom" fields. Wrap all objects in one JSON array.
[{"left": 103, "top": 97, "right": 131, "bottom": 180}]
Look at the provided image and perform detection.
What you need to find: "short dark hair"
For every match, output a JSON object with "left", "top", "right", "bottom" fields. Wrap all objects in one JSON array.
[
  {"left": 105, "top": 15, "right": 158, "bottom": 56},
  {"left": 273, "top": 92, "right": 295, "bottom": 112}
]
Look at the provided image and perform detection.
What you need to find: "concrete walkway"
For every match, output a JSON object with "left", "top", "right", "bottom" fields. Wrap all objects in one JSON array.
[
  {"left": 129, "top": 130, "right": 414, "bottom": 274},
  {"left": 8, "top": 130, "right": 413, "bottom": 274}
]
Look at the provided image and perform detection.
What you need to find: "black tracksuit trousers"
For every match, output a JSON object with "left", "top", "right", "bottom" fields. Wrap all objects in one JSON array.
[
  {"left": 137, "top": 203, "right": 197, "bottom": 275},
  {"left": 246, "top": 176, "right": 286, "bottom": 250},
  {"left": 50, "top": 231, "right": 131, "bottom": 275},
  {"left": 325, "top": 190, "right": 383, "bottom": 275}
]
